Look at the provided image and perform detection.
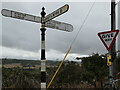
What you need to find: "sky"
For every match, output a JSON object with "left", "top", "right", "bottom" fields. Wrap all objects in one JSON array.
[{"left": 0, "top": 0, "right": 120, "bottom": 60}]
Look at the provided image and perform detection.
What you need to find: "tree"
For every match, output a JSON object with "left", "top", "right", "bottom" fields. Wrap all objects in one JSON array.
[
  {"left": 50, "top": 61, "right": 82, "bottom": 88},
  {"left": 80, "top": 53, "right": 108, "bottom": 88}
]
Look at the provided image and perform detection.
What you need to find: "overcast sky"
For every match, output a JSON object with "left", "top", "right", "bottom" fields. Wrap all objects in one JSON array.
[{"left": 0, "top": 0, "right": 120, "bottom": 60}]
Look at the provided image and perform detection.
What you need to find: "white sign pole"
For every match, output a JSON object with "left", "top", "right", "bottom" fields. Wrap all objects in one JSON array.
[
  {"left": 1, "top": 4, "right": 72, "bottom": 90},
  {"left": 40, "top": 7, "right": 46, "bottom": 90}
]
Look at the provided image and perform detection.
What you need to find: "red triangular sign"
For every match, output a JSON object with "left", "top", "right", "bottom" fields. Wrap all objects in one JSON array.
[{"left": 98, "top": 30, "right": 119, "bottom": 51}]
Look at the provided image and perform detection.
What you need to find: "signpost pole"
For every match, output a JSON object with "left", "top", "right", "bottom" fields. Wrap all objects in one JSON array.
[{"left": 40, "top": 7, "right": 46, "bottom": 90}]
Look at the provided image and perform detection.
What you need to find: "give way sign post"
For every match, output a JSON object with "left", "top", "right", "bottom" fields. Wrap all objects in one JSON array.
[
  {"left": 98, "top": 30, "right": 119, "bottom": 90},
  {"left": 1, "top": 4, "right": 73, "bottom": 90}
]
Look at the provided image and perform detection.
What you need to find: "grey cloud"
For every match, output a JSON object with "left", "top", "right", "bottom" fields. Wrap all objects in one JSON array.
[
  {"left": 2, "top": 2, "right": 111, "bottom": 56},
  {"left": 2, "top": 17, "right": 40, "bottom": 52}
]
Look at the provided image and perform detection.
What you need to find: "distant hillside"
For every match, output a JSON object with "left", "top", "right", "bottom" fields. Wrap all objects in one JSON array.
[{"left": 2, "top": 58, "right": 60, "bottom": 66}]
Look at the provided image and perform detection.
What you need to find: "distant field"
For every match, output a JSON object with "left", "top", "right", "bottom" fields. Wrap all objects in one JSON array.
[{"left": 1, "top": 58, "right": 60, "bottom": 68}]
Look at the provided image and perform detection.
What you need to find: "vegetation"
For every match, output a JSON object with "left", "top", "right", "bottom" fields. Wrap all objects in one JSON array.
[
  {"left": 80, "top": 53, "right": 108, "bottom": 88},
  {"left": 48, "top": 53, "right": 108, "bottom": 88},
  {"left": 48, "top": 61, "right": 83, "bottom": 88},
  {"left": 2, "top": 53, "right": 120, "bottom": 88},
  {"left": 2, "top": 67, "right": 41, "bottom": 88}
]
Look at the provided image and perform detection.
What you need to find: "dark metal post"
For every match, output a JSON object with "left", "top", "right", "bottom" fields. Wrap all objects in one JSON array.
[
  {"left": 111, "top": 0, "right": 116, "bottom": 64},
  {"left": 108, "top": 0, "right": 116, "bottom": 90},
  {"left": 40, "top": 7, "right": 46, "bottom": 90},
  {"left": 108, "top": 51, "right": 113, "bottom": 90}
]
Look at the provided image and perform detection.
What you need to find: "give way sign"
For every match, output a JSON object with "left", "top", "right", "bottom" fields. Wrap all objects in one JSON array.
[{"left": 98, "top": 30, "right": 119, "bottom": 51}]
